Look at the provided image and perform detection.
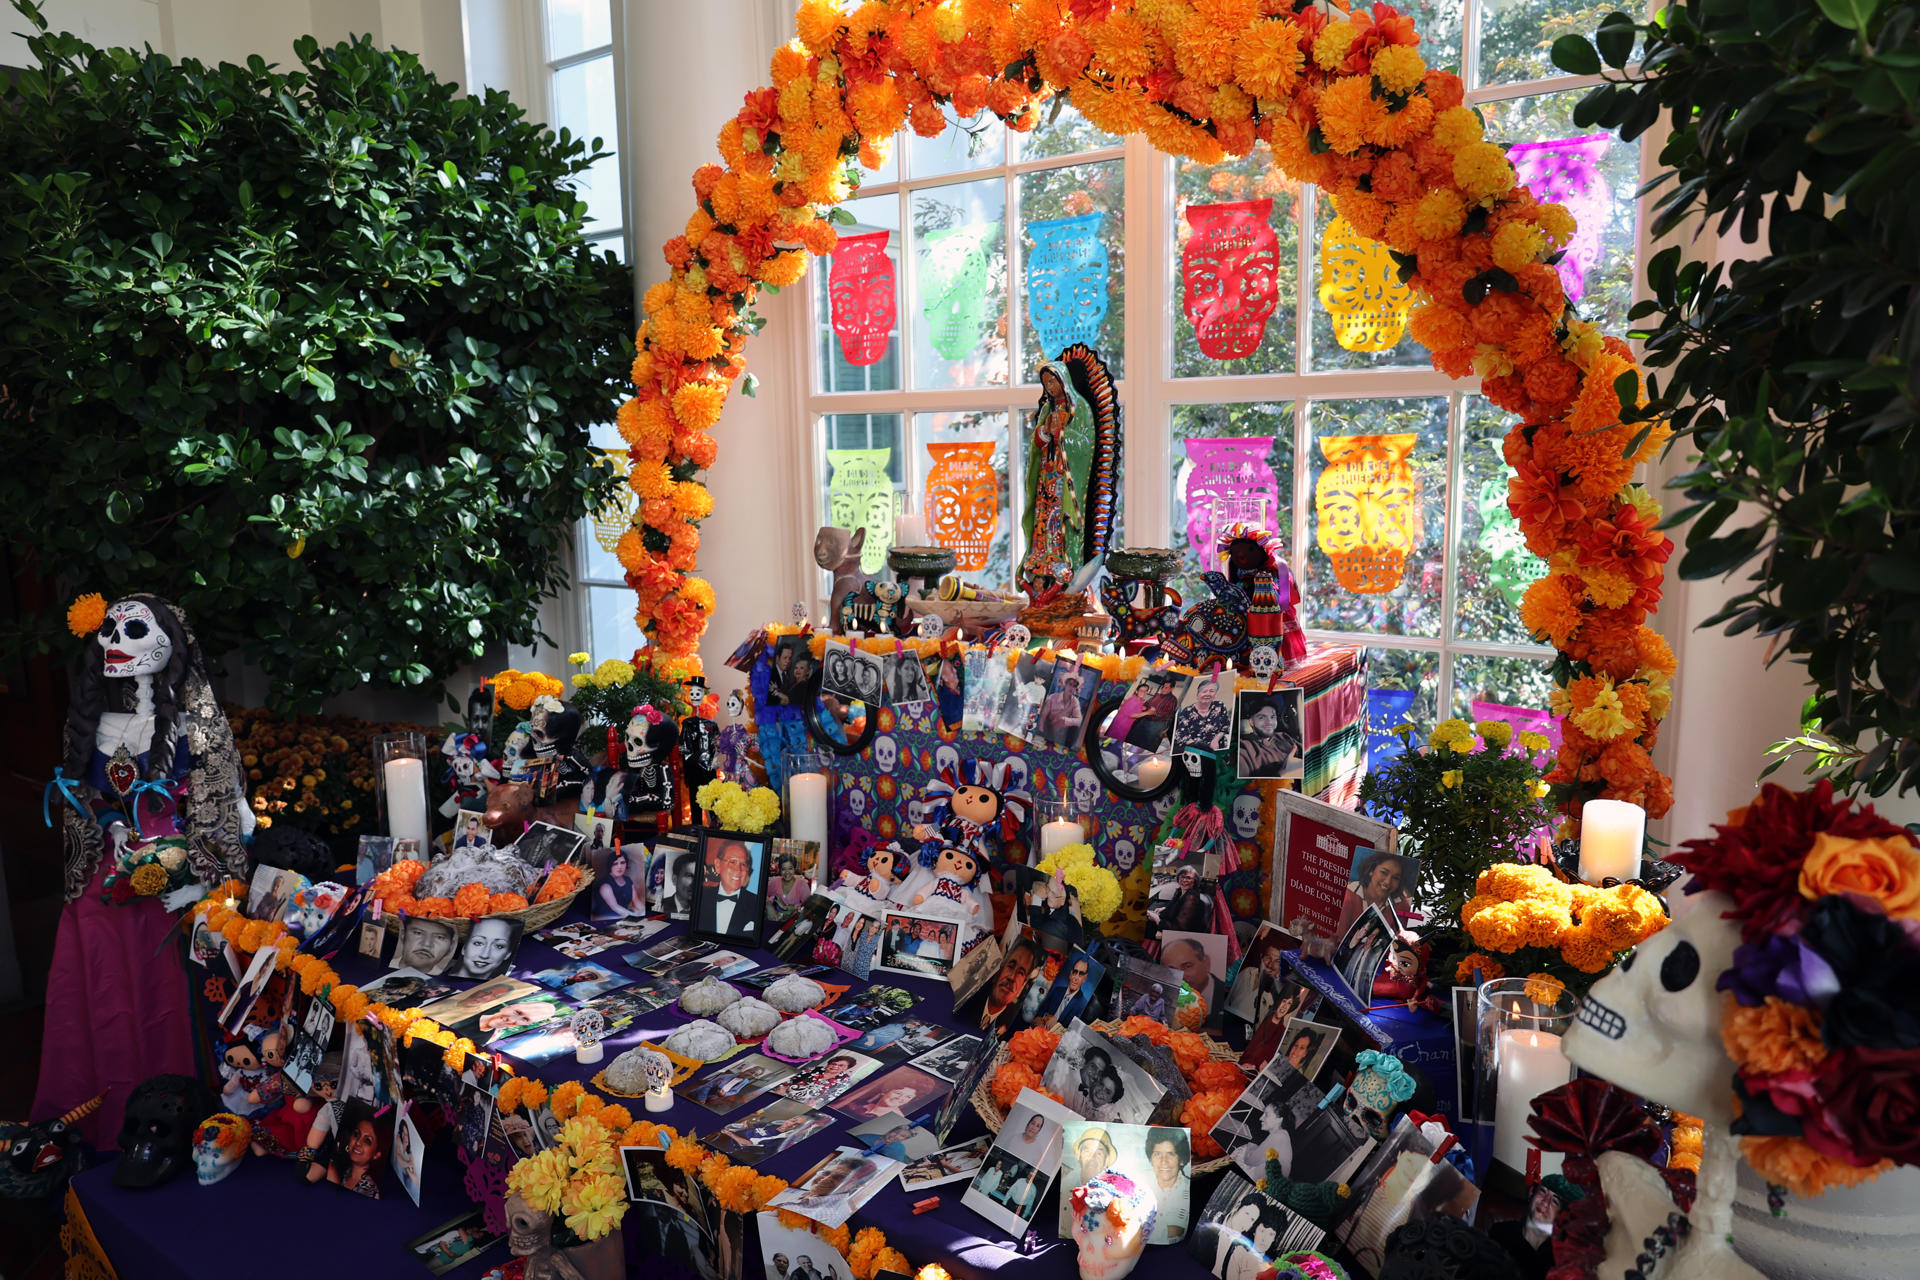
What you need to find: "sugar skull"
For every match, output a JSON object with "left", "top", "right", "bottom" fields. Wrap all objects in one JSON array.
[
  {"left": 872, "top": 735, "right": 898, "bottom": 775},
  {"left": 828, "top": 230, "right": 897, "bottom": 366},
  {"left": 98, "top": 598, "right": 174, "bottom": 678},
  {"left": 1230, "top": 793, "right": 1261, "bottom": 842},
  {"left": 1314, "top": 433, "right": 1423, "bottom": 594},
  {"left": 1341, "top": 1049, "right": 1417, "bottom": 1141},
  {"left": 282, "top": 881, "right": 348, "bottom": 941},
  {"left": 192, "top": 1113, "right": 251, "bottom": 1186},
  {"left": 1182, "top": 199, "right": 1280, "bottom": 360},
  {"left": 827, "top": 447, "right": 895, "bottom": 576},
  {"left": 1069, "top": 1169, "right": 1156, "bottom": 1280},
  {"left": 1026, "top": 213, "right": 1109, "bottom": 357},
  {"left": 1001, "top": 755, "right": 1030, "bottom": 799},
  {"left": 924, "top": 441, "right": 999, "bottom": 571},
  {"left": 920, "top": 222, "right": 998, "bottom": 361},
  {"left": 1317, "top": 215, "right": 1413, "bottom": 353},
  {"left": 1247, "top": 644, "right": 1281, "bottom": 678}
]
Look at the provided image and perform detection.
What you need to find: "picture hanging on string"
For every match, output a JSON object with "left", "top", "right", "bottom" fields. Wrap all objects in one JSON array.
[{"left": 1234, "top": 687, "right": 1304, "bottom": 781}]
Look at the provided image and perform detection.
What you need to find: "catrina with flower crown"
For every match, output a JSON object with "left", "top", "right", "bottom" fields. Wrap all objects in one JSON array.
[{"left": 37, "top": 593, "right": 253, "bottom": 1144}]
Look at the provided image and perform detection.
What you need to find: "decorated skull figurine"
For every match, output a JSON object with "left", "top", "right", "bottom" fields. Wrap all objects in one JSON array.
[
  {"left": 1247, "top": 644, "right": 1281, "bottom": 678},
  {"left": 191, "top": 1113, "right": 251, "bottom": 1186},
  {"left": 639, "top": 1048, "right": 675, "bottom": 1113},
  {"left": 1069, "top": 1168, "right": 1157, "bottom": 1280},
  {"left": 506, "top": 1193, "right": 554, "bottom": 1257},
  {"left": 570, "top": 1009, "right": 608, "bottom": 1065},
  {"left": 98, "top": 598, "right": 175, "bottom": 678},
  {"left": 114, "top": 1074, "right": 218, "bottom": 1190},
  {"left": 1341, "top": 1049, "right": 1417, "bottom": 1142}
]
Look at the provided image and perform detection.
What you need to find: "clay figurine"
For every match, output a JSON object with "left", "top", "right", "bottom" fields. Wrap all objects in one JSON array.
[{"left": 816, "top": 526, "right": 870, "bottom": 635}]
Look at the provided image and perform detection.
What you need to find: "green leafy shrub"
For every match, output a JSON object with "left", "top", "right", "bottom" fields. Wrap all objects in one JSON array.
[
  {"left": 0, "top": 2, "right": 631, "bottom": 707},
  {"left": 1553, "top": 2, "right": 1920, "bottom": 795}
]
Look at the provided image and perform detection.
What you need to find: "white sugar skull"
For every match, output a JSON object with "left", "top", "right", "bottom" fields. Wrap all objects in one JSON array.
[
  {"left": 1151, "top": 793, "right": 1179, "bottom": 823},
  {"left": 1001, "top": 623, "right": 1033, "bottom": 651},
  {"left": 934, "top": 744, "right": 961, "bottom": 782},
  {"left": 916, "top": 612, "right": 946, "bottom": 640},
  {"left": 1069, "top": 1169, "right": 1155, "bottom": 1280},
  {"left": 1071, "top": 766, "right": 1102, "bottom": 812},
  {"left": 1230, "top": 794, "right": 1261, "bottom": 841},
  {"left": 625, "top": 711, "right": 657, "bottom": 763},
  {"left": 873, "top": 734, "right": 898, "bottom": 774},
  {"left": 1111, "top": 839, "right": 1139, "bottom": 874},
  {"left": 570, "top": 1009, "right": 607, "bottom": 1052},
  {"left": 1247, "top": 645, "right": 1280, "bottom": 678},
  {"left": 1563, "top": 883, "right": 1732, "bottom": 1124},
  {"left": 846, "top": 788, "right": 868, "bottom": 819},
  {"left": 99, "top": 599, "right": 172, "bottom": 678}
]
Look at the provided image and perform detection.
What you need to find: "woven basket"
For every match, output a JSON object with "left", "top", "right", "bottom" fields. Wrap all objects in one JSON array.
[
  {"left": 968, "top": 1020, "right": 1242, "bottom": 1174},
  {"left": 380, "top": 871, "right": 594, "bottom": 943}
]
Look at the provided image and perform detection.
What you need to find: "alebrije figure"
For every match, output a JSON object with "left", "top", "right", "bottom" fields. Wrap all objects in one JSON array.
[
  {"left": 1216, "top": 522, "right": 1307, "bottom": 664},
  {"left": 837, "top": 843, "right": 909, "bottom": 908},
  {"left": 499, "top": 721, "right": 535, "bottom": 782},
  {"left": 439, "top": 731, "right": 499, "bottom": 817},
  {"left": 911, "top": 757, "right": 1033, "bottom": 883}
]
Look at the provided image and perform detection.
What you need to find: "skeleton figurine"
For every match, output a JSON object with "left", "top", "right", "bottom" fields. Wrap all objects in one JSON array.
[
  {"left": 499, "top": 721, "right": 536, "bottom": 782},
  {"left": 1562, "top": 885, "right": 1764, "bottom": 1280},
  {"left": 621, "top": 705, "right": 680, "bottom": 828},
  {"left": 526, "top": 701, "right": 590, "bottom": 811},
  {"left": 714, "top": 690, "right": 756, "bottom": 783},
  {"left": 439, "top": 732, "right": 499, "bottom": 818},
  {"left": 505, "top": 1194, "right": 588, "bottom": 1280},
  {"left": 678, "top": 678, "right": 720, "bottom": 798}
]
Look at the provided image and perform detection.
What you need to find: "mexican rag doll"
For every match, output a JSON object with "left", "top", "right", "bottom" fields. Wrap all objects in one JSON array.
[
  {"left": 909, "top": 756, "right": 1033, "bottom": 889},
  {"left": 38, "top": 594, "right": 252, "bottom": 1143}
]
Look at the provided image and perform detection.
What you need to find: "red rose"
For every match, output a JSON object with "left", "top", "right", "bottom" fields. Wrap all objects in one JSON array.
[
  {"left": 107, "top": 878, "right": 135, "bottom": 905},
  {"left": 1815, "top": 1045, "right": 1920, "bottom": 1166}
]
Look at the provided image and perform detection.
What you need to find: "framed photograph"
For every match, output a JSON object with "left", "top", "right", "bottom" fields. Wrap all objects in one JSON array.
[
  {"left": 574, "top": 811, "right": 616, "bottom": 851},
  {"left": 900, "top": 1133, "right": 992, "bottom": 1189},
  {"left": 403, "top": 1209, "right": 504, "bottom": 1274},
  {"left": 766, "top": 839, "right": 820, "bottom": 927},
  {"left": 1040, "top": 1018, "right": 1167, "bottom": 1126},
  {"left": 1056, "top": 1122, "right": 1194, "bottom": 1245},
  {"left": 769, "top": 1147, "right": 904, "bottom": 1228},
  {"left": 1106, "top": 668, "right": 1190, "bottom": 754},
  {"left": 1329, "top": 903, "right": 1395, "bottom": 1006},
  {"left": 1211, "top": 1057, "right": 1369, "bottom": 1186},
  {"left": 820, "top": 640, "right": 886, "bottom": 707},
  {"left": 448, "top": 916, "right": 523, "bottom": 981},
  {"left": 758, "top": 1210, "right": 854, "bottom": 1280},
  {"left": 707, "top": 1097, "right": 838, "bottom": 1167},
  {"left": 1269, "top": 790, "right": 1399, "bottom": 941},
  {"left": 513, "top": 820, "right": 588, "bottom": 868},
  {"left": 1160, "top": 930, "right": 1232, "bottom": 1030},
  {"left": 648, "top": 834, "right": 703, "bottom": 919},
  {"left": 680, "top": 1054, "right": 797, "bottom": 1114},
  {"left": 876, "top": 910, "right": 960, "bottom": 979},
  {"left": 1234, "top": 688, "right": 1304, "bottom": 781},
  {"left": 848, "top": 1111, "right": 942, "bottom": 1162},
  {"left": 449, "top": 811, "right": 493, "bottom": 852},
  {"left": 1173, "top": 669, "right": 1235, "bottom": 754},
  {"left": 691, "top": 830, "right": 769, "bottom": 946},
  {"left": 962, "top": 1089, "right": 1075, "bottom": 1237},
  {"left": 1188, "top": 1172, "right": 1326, "bottom": 1279},
  {"left": 582, "top": 847, "right": 645, "bottom": 922},
  {"left": 831, "top": 1064, "right": 951, "bottom": 1122},
  {"left": 1276, "top": 1018, "right": 1341, "bottom": 1079},
  {"left": 1035, "top": 656, "right": 1100, "bottom": 751}
]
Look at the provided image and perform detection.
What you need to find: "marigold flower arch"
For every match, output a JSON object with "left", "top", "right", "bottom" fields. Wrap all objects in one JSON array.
[{"left": 614, "top": 0, "right": 1675, "bottom": 819}]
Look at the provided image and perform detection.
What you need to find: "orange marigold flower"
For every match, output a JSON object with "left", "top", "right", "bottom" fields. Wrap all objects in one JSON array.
[
  {"left": 1234, "top": 18, "right": 1304, "bottom": 98},
  {"left": 1722, "top": 997, "right": 1828, "bottom": 1075},
  {"left": 1316, "top": 74, "right": 1382, "bottom": 155},
  {"left": 991, "top": 1060, "right": 1044, "bottom": 1109},
  {"left": 67, "top": 593, "right": 108, "bottom": 637},
  {"left": 1743, "top": 1136, "right": 1894, "bottom": 1200},
  {"left": 1188, "top": 1059, "right": 1250, "bottom": 1095},
  {"left": 1114, "top": 1015, "right": 1171, "bottom": 1044},
  {"left": 1009, "top": 1026, "right": 1062, "bottom": 1073}
]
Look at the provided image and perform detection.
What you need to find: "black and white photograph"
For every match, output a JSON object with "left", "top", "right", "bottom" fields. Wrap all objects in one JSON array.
[
  {"left": 392, "top": 916, "right": 461, "bottom": 976},
  {"left": 1187, "top": 1172, "right": 1326, "bottom": 1280},
  {"left": 403, "top": 1209, "right": 504, "bottom": 1275},
  {"left": 284, "top": 990, "right": 337, "bottom": 1094},
  {"left": 1451, "top": 985, "right": 1481, "bottom": 1127},
  {"left": 1332, "top": 1116, "right": 1480, "bottom": 1277},
  {"left": 511, "top": 820, "right": 587, "bottom": 868},
  {"left": 1160, "top": 930, "right": 1232, "bottom": 1030},
  {"left": 1055, "top": 1122, "right": 1194, "bottom": 1245},
  {"left": 448, "top": 915, "right": 523, "bottom": 981},
  {"left": 967, "top": 926, "right": 1044, "bottom": 1035},
  {"left": 1172, "top": 669, "right": 1235, "bottom": 754},
  {"left": 1034, "top": 656, "right": 1100, "bottom": 751},
  {"left": 1275, "top": 1018, "right": 1341, "bottom": 1079},
  {"left": 885, "top": 647, "right": 935, "bottom": 707},
  {"left": 995, "top": 651, "right": 1054, "bottom": 742},
  {"left": 449, "top": 810, "right": 494, "bottom": 851},
  {"left": 757, "top": 1210, "right": 852, "bottom": 1280},
  {"left": 1329, "top": 903, "right": 1395, "bottom": 1007},
  {"left": 768, "top": 1147, "right": 903, "bottom": 1228},
  {"left": 574, "top": 810, "right": 617, "bottom": 853},
  {"left": 908, "top": 1033, "right": 988, "bottom": 1084},
  {"left": 1040, "top": 1018, "right": 1167, "bottom": 1126},
  {"left": 706, "top": 1097, "right": 839, "bottom": 1167},
  {"left": 962, "top": 1089, "right": 1074, "bottom": 1237},
  {"left": 850, "top": 1017, "right": 958, "bottom": 1061},
  {"left": 1225, "top": 922, "right": 1288, "bottom": 1025},
  {"left": 932, "top": 1026, "right": 1000, "bottom": 1142},
  {"left": 627, "top": 934, "right": 717, "bottom": 973},
  {"left": 651, "top": 835, "right": 705, "bottom": 919},
  {"left": 821, "top": 639, "right": 887, "bottom": 707},
  {"left": 876, "top": 910, "right": 960, "bottom": 980},
  {"left": 679, "top": 1054, "right": 796, "bottom": 1114},
  {"left": 848, "top": 1111, "right": 942, "bottom": 1163},
  {"left": 692, "top": 831, "right": 768, "bottom": 945},
  {"left": 1211, "top": 1056, "right": 1370, "bottom": 1186},
  {"left": 621, "top": 1144, "right": 720, "bottom": 1277},
  {"left": 1234, "top": 688, "right": 1304, "bottom": 781},
  {"left": 899, "top": 1133, "right": 992, "bottom": 1189},
  {"left": 1113, "top": 954, "right": 1186, "bottom": 1024}
]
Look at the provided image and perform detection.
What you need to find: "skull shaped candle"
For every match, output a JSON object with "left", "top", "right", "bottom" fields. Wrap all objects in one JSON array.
[
  {"left": 571, "top": 1009, "right": 608, "bottom": 1065},
  {"left": 828, "top": 231, "right": 897, "bottom": 366},
  {"left": 1317, "top": 215, "right": 1414, "bottom": 353},
  {"left": 1026, "top": 213, "right": 1109, "bottom": 357},
  {"left": 1314, "top": 433, "right": 1423, "bottom": 594},
  {"left": 924, "top": 441, "right": 999, "bottom": 571},
  {"left": 1182, "top": 199, "right": 1280, "bottom": 360},
  {"left": 640, "top": 1049, "right": 674, "bottom": 1113},
  {"left": 920, "top": 222, "right": 998, "bottom": 362},
  {"left": 192, "top": 1112, "right": 251, "bottom": 1186},
  {"left": 1069, "top": 1169, "right": 1156, "bottom": 1280}
]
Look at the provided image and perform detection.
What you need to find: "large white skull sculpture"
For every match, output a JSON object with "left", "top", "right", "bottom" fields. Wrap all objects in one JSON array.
[
  {"left": 872, "top": 734, "right": 898, "bottom": 774},
  {"left": 99, "top": 599, "right": 172, "bottom": 678},
  {"left": 1071, "top": 766, "right": 1102, "bottom": 813}
]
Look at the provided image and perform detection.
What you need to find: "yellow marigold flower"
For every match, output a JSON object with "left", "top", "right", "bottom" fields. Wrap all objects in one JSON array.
[
  {"left": 1449, "top": 736, "right": 1475, "bottom": 754},
  {"left": 591, "top": 658, "right": 637, "bottom": 689},
  {"left": 1641, "top": 668, "right": 1673, "bottom": 721},
  {"left": 1572, "top": 680, "right": 1634, "bottom": 742},
  {"left": 1312, "top": 20, "right": 1357, "bottom": 68},
  {"left": 1234, "top": 19, "right": 1305, "bottom": 98},
  {"left": 759, "top": 249, "right": 809, "bottom": 287},
  {"left": 1476, "top": 720, "right": 1514, "bottom": 750},
  {"left": 682, "top": 577, "right": 718, "bottom": 613},
  {"left": 1440, "top": 769, "right": 1463, "bottom": 790},
  {"left": 1491, "top": 221, "right": 1546, "bottom": 272},
  {"left": 672, "top": 382, "right": 727, "bottom": 431},
  {"left": 1409, "top": 188, "right": 1468, "bottom": 241},
  {"left": 1428, "top": 717, "right": 1474, "bottom": 752},
  {"left": 67, "top": 592, "right": 108, "bottom": 637},
  {"left": 1466, "top": 901, "right": 1529, "bottom": 952},
  {"left": 1430, "top": 105, "right": 1482, "bottom": 150},
  {"left": 1560, "top": 927, "right": 1619, "bottom": 973},
  {"left": 1453, "top": 140, "right": 1515, "bottom": 201},
  {"left": 1537, "top": 201, "right": 1577, "bottom": 248},
  {"left": 1473, "top": 345, "right": 1514, "bottom": 381},
  {"left": 930, "top": 0, "right": 964, "bottom": 42},
  {"left": 1562, "top": 317, "right": 1605, "bottom": 367},
  {"left": 1520, "top": 731, "right": 1551, "bottom": 753},
  {"left": 1531, "top": 779, "right": 1552, "bottom": 799},
  {"left": 1524, "top": 972, "right": 1566, "bottom": 1006},
  {"left": 1371, "top": 44, "right": 1426, "bottom": 95},
  {"left": 506, "top": 1147, "right": 570, "bottom": 1215},
  {"left": 673, "top": 482, "right": 715, "bottom": 521}
]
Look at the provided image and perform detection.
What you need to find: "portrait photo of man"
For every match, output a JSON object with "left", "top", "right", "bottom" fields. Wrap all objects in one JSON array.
[{"left": 694, "top": 834, "right": 767, "bottom": 944}]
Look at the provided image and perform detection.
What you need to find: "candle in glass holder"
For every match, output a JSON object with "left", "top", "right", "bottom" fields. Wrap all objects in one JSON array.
[
  {"left": 895, "top": 511, "right": 928, "bottom": 548},
  {"left": 1493, "top": 1026, "right": 1571, "bottom": 1173},
  {"left": 382, "top": 756, "right": 429, "bottom": 847},
  {"left": 1136, "top": 755, "right": 1172, "bottom": 790},
  {"left": 788, "top": 770, "right": 828, "bottom": 848},
  {"left": 1040, "top": 817, "right": 1085, "bottom": 856},
  {"left": 1579, "top": 798, "right": 1645, "bottom": 884}
]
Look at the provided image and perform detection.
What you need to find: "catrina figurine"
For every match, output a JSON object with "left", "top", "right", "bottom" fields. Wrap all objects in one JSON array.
[
  {"left": 910, "top": 757, "right": 1033, "bottom": 886},
  {"left": 499, "top": 720, "right": 536, "bottom": 782},
  {"left": 622, "top": 704, "right": 681, "bottom": 828},
  {"left": 714, "top": 689, "right": 757, "bottom": 783},
  {"left": 439, "top": 731, "right": 499, "bottom": 818}
]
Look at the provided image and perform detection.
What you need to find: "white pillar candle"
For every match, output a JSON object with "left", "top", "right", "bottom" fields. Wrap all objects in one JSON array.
[
  {"left": 789, "top": 771, "right": 829, "bottom": 849},
  {"left": 1136, "top": 755, "right": 1172, "bottom": 790},
  {"left": 382, "top": 757, "right": 429, "bottom": 847},
  {"left": 895, "top": 512, "right": 928, "bottom": 548},
  {"left": 1040, "top": 818, "right": 1085, "bottom": 857},
  {"left": 1493, "top": 1027, "right": 1571, "bottom": 1174},
  {"left": 1579, "top": 798, "right": 1645, "bottom": 884}
]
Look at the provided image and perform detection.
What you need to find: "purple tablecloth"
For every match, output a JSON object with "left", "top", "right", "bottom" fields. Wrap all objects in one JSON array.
[{"left": 74, "top": 908, "right": 1228, "bottom": 1280}]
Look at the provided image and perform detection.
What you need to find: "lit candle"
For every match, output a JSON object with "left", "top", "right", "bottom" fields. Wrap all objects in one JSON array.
[
  {"left": 789, "top": 771, "right": 829, "bottom": 849},
  {"left": 646, "top": 1080, "right": 673, "bottom": 1113},
  {"left": 1040, "top": 818, "right": 1085, "bottom": 857},
  {"left": 1493, "top": 1026, "right": 1571, "bottom": 1175},
  {"left": 895, "top": 511, "right": 928, "bottom": 548},
  {"left": 1136, "top": 755, "right": 1172, "bottom": 790},
  {"left": 382, "top": 756, "right": 429, "bottom": 847},
  {"left": 1579, "top": 798, "right": 1645, "bottom": 884}
]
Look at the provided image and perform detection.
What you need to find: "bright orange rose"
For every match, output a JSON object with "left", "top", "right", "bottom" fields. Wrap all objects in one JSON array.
[{"left": 1798, "top": 832, "right": 1920, "bottom": 918}]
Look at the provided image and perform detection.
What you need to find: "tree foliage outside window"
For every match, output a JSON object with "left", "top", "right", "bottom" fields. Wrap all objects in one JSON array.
[
  {"left": 1554, "top": 1, "right": 1920, "bottom": 795},
  {"left": 0, "top": 4, "right": 631, "bottom": 707}
]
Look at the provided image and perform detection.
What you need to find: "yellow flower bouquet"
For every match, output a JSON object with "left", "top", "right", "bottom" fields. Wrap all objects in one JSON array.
[{"left": 695, "top": 779, "right": 782, "bottom": 834}]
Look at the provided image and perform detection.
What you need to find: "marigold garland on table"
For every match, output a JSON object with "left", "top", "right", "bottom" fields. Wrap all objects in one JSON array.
[{"left": 622, "top": 0, "right": 1674, "bottom": 828}]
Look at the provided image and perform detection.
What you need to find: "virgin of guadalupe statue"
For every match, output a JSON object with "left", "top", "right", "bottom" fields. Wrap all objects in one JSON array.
[
  {"left": 1017, "top": 364, "right": 1089, "bottom": 599},
  {"left": 37, "top": 594, "right": 252, "bottom": 1143}
]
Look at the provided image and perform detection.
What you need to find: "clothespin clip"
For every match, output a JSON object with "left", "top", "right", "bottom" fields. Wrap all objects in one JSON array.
[{"left": 1319, "top": 1083, "right": 1346, "bottom": 1111}]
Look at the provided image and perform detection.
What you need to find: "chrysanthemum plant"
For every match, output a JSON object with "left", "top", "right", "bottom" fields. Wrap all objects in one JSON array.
[{"left": 566, "top": 652, "right": 694, "bottom": 736}]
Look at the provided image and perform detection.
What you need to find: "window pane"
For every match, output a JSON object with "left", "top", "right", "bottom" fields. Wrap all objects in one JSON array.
[
  {"left": 818, "top": 413, "right": 907, "bottom": 588},
  {"left": 1455, "top": 396, "right": 1545, "bottom": 644},
  {"left": 1400, "top": 0, "right": 1465, "bottom": 75},
  {"left": 587, "top": 230, "right": 624, "bottom": 263},
  {"left": 585, "top": 584, "right": 643, "bottom": 666},
  {"left": 1303, "top": 397, "right": 1448, "bottom": 638},
  {"left": 1368, "top": 647, "right": 1440, "bottom": 727},
  {"left": 545, "top": 0, "right": 610, "bottom": 61},
  {"left": 916, "top": 411, "right": 1013, "bottom": 594},
  {"left": 906, "top": 111, "right": 1005, "bottom": 179},
  {"left": 550, "top": 55, "right": 621, "bottom": 229},
  {"left": 1172, "top": 143, "right": 1300, "bottom": 378},
  {"left": 1168, "top": 402, "right": 1294, "bottom": 606},
  {"left": 1308, "top": 194, "right": 1425, "bottom": 371},
  {"left": 909, "top": 179, "right": 1009, "bottom": 389},
  {"left": 1019, "top": 158, "right": 1125, "bottom": 379},
  {"left": 1451, "top": 653, "right": 1556, "bottom": 730},
  {"left": 816, "top": 194, "right": 902, "bottom": 393},
  {"left": 1482, "top": 91, "right": 1641, "bottom": 338},
  {"left": 579, "top": 457, "right": 631, "bottom": 585},
  {"left": 1477, "top": 0, "right": 1615, "bottom": 88},
  {"left": 1019, "top": 103, "right": 1120, "bottom": 163}
]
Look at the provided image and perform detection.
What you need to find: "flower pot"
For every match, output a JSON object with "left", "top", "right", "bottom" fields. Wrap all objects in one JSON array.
[{"left": 561, "top": 1224, "right": 625, "bottom": 1280}]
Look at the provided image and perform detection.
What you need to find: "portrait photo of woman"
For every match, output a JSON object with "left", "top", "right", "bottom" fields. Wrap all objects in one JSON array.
[
  {"left": 590, "top": 847, "right": 642, "bottom": 920},
  {"left": 450, "top": 916, "right": 522, "bottom": 981},
  {"left": 1335, "top": 847, "right": 1418, "bottom": 935}
]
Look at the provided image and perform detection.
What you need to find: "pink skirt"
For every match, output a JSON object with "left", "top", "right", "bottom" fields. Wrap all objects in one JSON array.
[{"left": 32, "top": 863, "right": 195, "bottom": 1146}]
